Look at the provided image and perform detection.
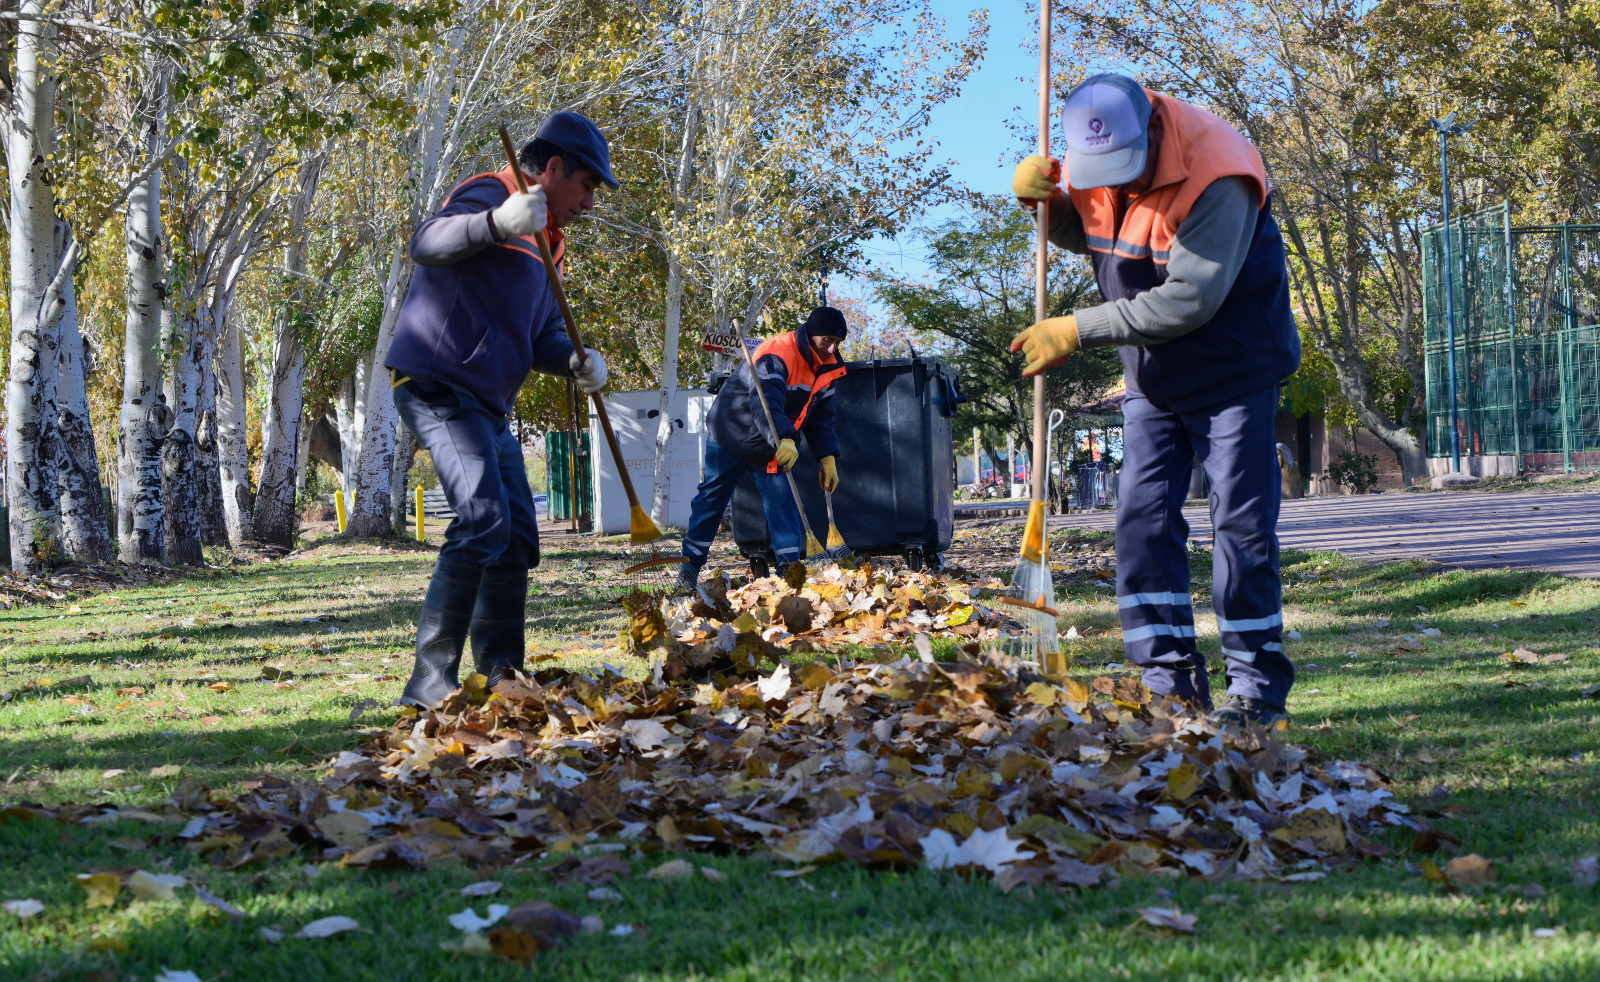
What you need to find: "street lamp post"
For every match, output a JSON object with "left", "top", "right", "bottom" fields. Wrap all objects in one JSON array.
[{"left": 1430, "top": 112, "right": 1476, "bottom": 474}]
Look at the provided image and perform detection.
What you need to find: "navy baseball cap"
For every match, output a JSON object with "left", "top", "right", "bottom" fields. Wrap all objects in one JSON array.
[
  {"left": 534, "top": 111, "right": 618, "bottom": 189},
  {"left": 1061, "top": 74, "right": 1152, "bottom": 190}
]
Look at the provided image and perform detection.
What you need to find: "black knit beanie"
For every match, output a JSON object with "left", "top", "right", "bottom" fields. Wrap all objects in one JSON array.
[{"left": 802, "top": 306, "right": 849, "bottom": 339}]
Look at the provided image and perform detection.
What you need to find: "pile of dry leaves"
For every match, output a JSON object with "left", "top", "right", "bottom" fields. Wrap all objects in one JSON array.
[
  {"left": 624, "top": 562, "right": 1017, "bottom": 681},
  {"left": 27, "top": 654, "right": 1420, "bottom": 896},
  {"left": 10, "top": 566, "right": 1425, "bottom": 900}
]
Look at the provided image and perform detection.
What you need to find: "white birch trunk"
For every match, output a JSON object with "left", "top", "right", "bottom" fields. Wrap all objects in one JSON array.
[
  {"left": 5, "top": 5, "right": 64, "bottom": 573},
  {"left": 651, "top": 105, "right": 701, "bottom": 528},
  {"left": 117, "top": 63, "right": 168, "bottom": 563},
  {"left": 161, "top": 300, "right": 204, "bottom": 565},
  {"left": 55, "top": 219, "right": 112, "bottom": 563},
  {"left": 214, "top": 261, "right": 253, "bottom": 545},
  {"left": 251, "top": 157, "right": 323, "bottom": 547}
]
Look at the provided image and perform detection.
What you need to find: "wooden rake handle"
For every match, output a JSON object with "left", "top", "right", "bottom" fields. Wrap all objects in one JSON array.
[
  {"left": 736, "top": 331, "right": 818, "bottom": 539},
  {"left": 497, "top": 126, "right": 644, "bottom": 513}
]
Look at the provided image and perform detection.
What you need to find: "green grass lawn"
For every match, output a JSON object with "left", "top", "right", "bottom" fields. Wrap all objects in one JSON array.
[{"left": 2, "top": 531, "right": 1599, "bottom": 981}]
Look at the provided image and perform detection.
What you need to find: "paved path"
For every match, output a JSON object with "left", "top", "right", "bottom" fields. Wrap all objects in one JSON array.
[{"left": 1051, "top": 489, "right": 1600, "bottom": 578}]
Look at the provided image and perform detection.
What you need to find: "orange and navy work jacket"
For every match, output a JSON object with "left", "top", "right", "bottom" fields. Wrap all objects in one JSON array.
[
  {"left": 385, "top": 166, "right": 577, "bottom": 416},
  {"left": 708, "top": 329, "right": 848, "bottom": 471},
  {"left": 1066, "top": 92, "right": 1298, "bottom": 412}
]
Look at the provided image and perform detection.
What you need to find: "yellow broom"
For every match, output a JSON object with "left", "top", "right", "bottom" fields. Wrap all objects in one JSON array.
[
  {"left": 738, "top": 334, "right": 824, "bottom": 559},
  {"left": 1006, "top": 0, "right": 1064, "bottom": 674},
  {"left": 497, "top": 126, "right": 661, "bottom": 543}
]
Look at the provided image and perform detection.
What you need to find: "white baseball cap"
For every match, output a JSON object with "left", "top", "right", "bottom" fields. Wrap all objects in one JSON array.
[{"left": 1061, "top": 74, "right": 1153, "bottom": 190}]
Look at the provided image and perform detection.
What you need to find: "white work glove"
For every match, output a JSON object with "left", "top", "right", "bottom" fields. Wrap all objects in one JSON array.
[
  {"left": 570, "top": 347, "right": 608, "bottom": 394},
  {"left": 490, "top": 187, "right": 547, "bottom": 239}
]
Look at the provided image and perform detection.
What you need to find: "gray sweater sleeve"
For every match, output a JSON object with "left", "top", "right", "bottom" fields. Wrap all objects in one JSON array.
[
  {"left": 409, "top": 210, "right": 500, "bottom": 267},
  {"left": 1072, "top": 176, "right": 1258, "bottom": 348}
]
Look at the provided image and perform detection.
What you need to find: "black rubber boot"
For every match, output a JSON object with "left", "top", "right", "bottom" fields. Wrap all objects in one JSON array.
[
  {"left": 470, "top": 563, "right": 528, "bottom": 687},
  {"left": 397, "top": 560, "right": 482, "bottom": 708}
]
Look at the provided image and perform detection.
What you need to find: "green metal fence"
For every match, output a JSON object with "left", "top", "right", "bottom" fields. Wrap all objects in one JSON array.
[{"left": 1422, "top": 204, "right": 1600, "bottom": 472}]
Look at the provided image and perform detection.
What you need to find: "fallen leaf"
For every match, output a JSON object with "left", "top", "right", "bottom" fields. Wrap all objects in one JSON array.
[
  {"left": 1503, "top": 649, "right": 1539, "bottom": 665},
  {"left": 2, "top": 899, "right": 44, "bottom": 919},
  {"left": 295, "top": 915, "right": 363, "bottom": 938},
  {"left": 153, "top": 971, "right": 204, "bottom": 982},
  {"left": 207, "top": 682, "right": 233, "bottom": 693},
  {"left": 646, "top": 858, "right": 697, "bottom": 881},
  {"left": 192, "top": 884, "right": 248, "bottom": 921},
  {"left": 315, "top": 810, "right": 372, "bottom": 849},
  {"left": 1444, "top": 854, "right": 1496, "bottom": 886},
  {"left": 448, "top": 904, "right": 509, "bottom": 932},
  {"left": 488, "top": 927, "right": 539, "bottom": 966},
  {"left": 459, "top": 880, "right": 504, "bottom": 897},
  {"left": 149, "top": 764, "right": 182, "bottom": 779},
  {"left": 587, "top": 887, "right": 623, "bottom": 902},
  {"left": 75, "top": 872, "right": 121, "bottom": 909},
  {"left": 621, "top": 718, "right": 672, "bottom": 751},
  {"left": 127, "top": 870, "right": 187, "bottom": 902},
  {"left": 1135, "top": 907, "right": 1198, "bottom": 933},
  {"left": 757, "top": 665, "right": 791, "bottom": 702}
]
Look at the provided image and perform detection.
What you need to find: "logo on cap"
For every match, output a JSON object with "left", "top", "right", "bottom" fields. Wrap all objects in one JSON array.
[
  {"left": 1084, "top": 117, "right": 1113, "bottom": 147},
  {"left": 1089, "top": 119, "right": 1103, "bottom": 133}
]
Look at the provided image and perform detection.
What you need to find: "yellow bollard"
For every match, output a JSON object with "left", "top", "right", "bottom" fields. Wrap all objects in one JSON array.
[
  {"left": 334, "top": 489, "right": 347, "bottom": 533},
  {"left": 414, "top": 485, "right": 425, "bottom": 542}
]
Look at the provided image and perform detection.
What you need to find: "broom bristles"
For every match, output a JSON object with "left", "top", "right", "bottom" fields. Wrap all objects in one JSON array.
[
  {"left": 804, "top": 531, "right": 824, "bottom": 558},
  {"left": 629, "top": 504, "right": 663, "bottom": 544},
  {"left": 826, "top": 525, "right": 846, "bottom": 549},
  {"left": 1019, "top": 500, "right": 1046, "bottom": 564}
]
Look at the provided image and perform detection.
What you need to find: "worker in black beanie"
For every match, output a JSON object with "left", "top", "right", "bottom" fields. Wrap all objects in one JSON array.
[{"left": 675, "top": 306, "right": 849, "bottom": 592}]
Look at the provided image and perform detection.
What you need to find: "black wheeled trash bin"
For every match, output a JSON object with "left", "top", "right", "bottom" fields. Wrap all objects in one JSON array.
[{"left": 729, "top": 356, "right": 963, "bottom": 575}]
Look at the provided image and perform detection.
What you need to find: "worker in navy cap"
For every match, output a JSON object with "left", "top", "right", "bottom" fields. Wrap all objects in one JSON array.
[
  {"left": 385, "top": 110, "right": 618, "bottom": 708},
  {"left": 1009, "top": 74, "right": 1301, "bottom": 729}
]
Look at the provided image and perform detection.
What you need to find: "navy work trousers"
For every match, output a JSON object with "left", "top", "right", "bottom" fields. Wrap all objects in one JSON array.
[
  {"left": 1116, "top": 386, "right": 1293, "bottom": 707},
  {"left": 681, "top": 438, "right": 804, "bottom": 572},
  {"left": 393, "top": 376, "right": 540, "bottom": 570}
]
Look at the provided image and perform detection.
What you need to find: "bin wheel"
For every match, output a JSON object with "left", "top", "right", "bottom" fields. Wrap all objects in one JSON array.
[
  {"left": 750, "top": 555, "right": 770, "bottom": 579},
  {"left": 903, "top": 546, "right": 924, "bottom": 571}
]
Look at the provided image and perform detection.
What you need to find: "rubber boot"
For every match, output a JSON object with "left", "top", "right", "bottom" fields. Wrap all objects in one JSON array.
[
  {"left": 397, "top": 560, "right": 482, "bottom": 708},
  {"left": 470, "top": 563, "right": 528, "bottom": 688}
]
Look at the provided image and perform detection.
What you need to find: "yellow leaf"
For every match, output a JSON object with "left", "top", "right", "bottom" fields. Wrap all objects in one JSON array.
[
  {"left": 76, "top": 872, "right": 121, "bottom": 909},
  {"left": 1165, "top": 761, "right": 1200, "bottom": 801},
  {"left": 207, "top": 682, "right": 234, "bottom": 693}
]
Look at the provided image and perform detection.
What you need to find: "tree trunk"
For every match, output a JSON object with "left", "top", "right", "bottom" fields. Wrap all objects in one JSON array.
[
  {"left": 214, "top": 265, "right": 253, "bottom": 545},
  {"left": 347, "top": 255, "right": 412, "bottom": 538},
  {"left": 252, "top": 318, "right": 307, "bottom": 547},
  {"left": 161, "top": 302, "right": 206, "bottom": 566},
  {"left": 4, "top": 4, "right": 65, "bottom": 573},
  {"left": 117, "top": 63, "right": 168, "bottom": 563},
  {"left": 54, "top": 221, "right": 112, "bottom": 563},
  {"left": 650, "top": 105, "right": 701, "bottom": 528},
  {"left": 251, "top": 157, "right": 323, "bottom": 547},
  {"left": 390, "top": 422, "right": 417, "bottom": 535},
  {"left": 195, "top": 329, "right": 226, "bottom": 548}
]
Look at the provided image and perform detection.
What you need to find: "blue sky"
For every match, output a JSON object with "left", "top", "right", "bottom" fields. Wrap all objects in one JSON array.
[{"left": 835, "top": 0, "right": 1043, "bottom": 314}]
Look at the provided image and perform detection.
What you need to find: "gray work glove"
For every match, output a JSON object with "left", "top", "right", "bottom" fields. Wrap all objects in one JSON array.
[
  {"left": 570, "top": 347, "right": 608, "bottom": 394},
  {"left": 491, "top": 187, "right": 548, "bottom": 239}
]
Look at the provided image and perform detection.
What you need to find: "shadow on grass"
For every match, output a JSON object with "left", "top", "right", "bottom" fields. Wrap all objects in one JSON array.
[{"left": 0, "top": 716, "right": 363, "bottom": 790}]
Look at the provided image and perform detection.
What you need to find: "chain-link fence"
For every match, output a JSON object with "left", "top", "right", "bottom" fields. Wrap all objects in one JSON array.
[{"left": 1423, "top": 204, "right": 1600, "bottom": 472}]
